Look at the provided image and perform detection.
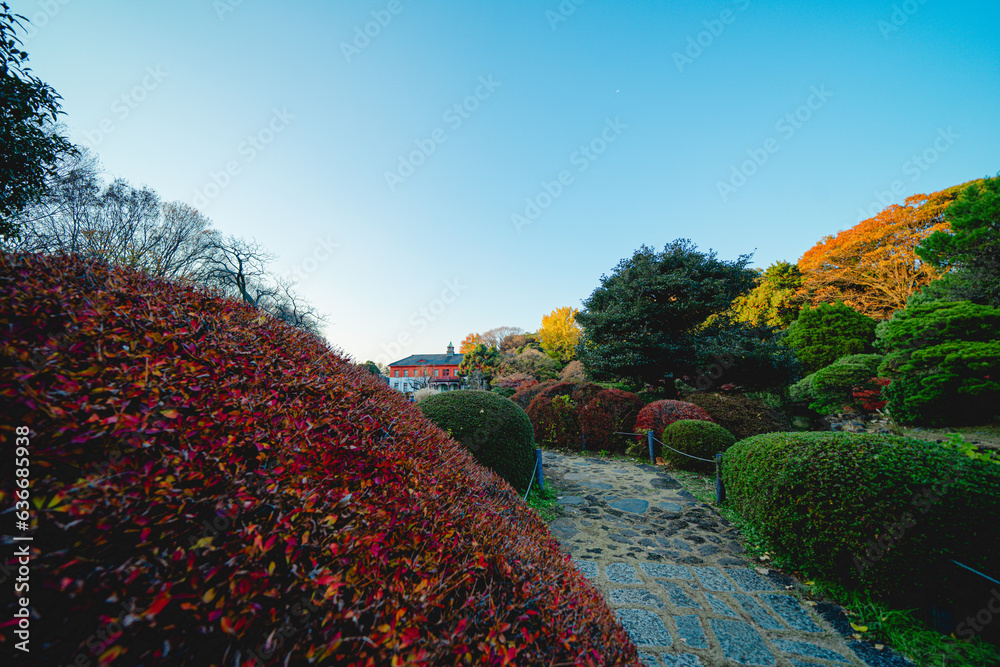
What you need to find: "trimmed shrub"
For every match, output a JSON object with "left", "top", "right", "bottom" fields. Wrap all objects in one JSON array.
[
  {"left": 420, "top": 390, "right": 536, "bottom": 491},
  {"left": 524, "top": 382, "right": 605, "bottom": 450},
  {"left": 661, "top": 420, "right": 736, "bottom": 471},
  {"left": 723, "top": 431, "right": 1000, "bottom": 600},
  {"left": 631, "top": 400, "right": 714, "bottom": 458},
  {"left": 578, "top": 388, "right": 644, "bottom": 454},
  {"left": 789, "top": 373, "right": 815, "bottom": 403},
  {"left": 686, "top": 392, "right": 791, "bottom": 441},
  {"left": 0, "top": 253, "right": 640, "bottom": 666},
  {"left": 784, "top": 301, "right": 877, "bottom": 373},
  {"left": 808, "top": 353, "right": 883, "bottom": 415},
  {"left": 877, "top": 300, "right": 1000, "bottom": 425}
]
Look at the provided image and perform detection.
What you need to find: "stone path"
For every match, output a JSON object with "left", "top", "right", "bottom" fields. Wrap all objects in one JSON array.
[{"left": 542, "top": 450, "right": 914, "bottom": 667}]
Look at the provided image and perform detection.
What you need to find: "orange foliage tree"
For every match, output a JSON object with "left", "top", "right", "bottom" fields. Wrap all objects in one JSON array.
[
  {"left": 797, "top": 187, "right": 962, "bottom": 319},
  {"left": 458, "top": 332, "right": 481, "bottom": 353}
]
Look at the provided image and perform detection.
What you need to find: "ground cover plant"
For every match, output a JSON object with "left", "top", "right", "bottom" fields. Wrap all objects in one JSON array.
[{"left": 0, "top": 252, "right": 640, "bottom": 666}]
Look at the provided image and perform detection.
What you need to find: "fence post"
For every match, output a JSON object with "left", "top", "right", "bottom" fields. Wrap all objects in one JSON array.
[
  {"left": 535, "top": 448, "right": 544, "bottom": 492},
  {"left": 581, "top": 433, "right": 586, "bottom": 451},
  {"left": 715, "top": 453, "right": 726, "bottom": 504},
  {"left": 647, "top": 430, "right": 655, "bottom": 463}
]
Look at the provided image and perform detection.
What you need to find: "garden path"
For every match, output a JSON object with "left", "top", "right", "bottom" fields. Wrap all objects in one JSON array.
[{"left": 542, "top": 450, "right": 913, "bottom": 667}]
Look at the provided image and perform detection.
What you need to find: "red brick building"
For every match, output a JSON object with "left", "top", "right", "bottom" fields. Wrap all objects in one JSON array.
[{"left": 388, "top": 343, "right": 464, "bottom": 394}]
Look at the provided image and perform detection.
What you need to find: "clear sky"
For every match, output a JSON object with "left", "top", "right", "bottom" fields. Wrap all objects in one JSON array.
[{"left": 14, "top": 0, "right": 999, "bottom": 365}]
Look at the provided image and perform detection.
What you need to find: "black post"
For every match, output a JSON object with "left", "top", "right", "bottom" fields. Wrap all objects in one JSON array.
[
  {"left": 647, "top": 430, "right": 655, "bottom": 463},
  {"left": 715, "top": 452, "right": 726, "bottom": 504},
  {"left": 535, "top": 448, "right": 544, "bottom": 491}
]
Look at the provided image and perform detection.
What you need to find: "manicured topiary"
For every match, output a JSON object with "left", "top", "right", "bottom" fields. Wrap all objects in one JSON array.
[
  {"left": 686, "top": 392, "right": 790, "bottom": 441},
  {"left": 784, "top": 301, "right": 877, "bottom": 373},
  {"left": 660, "top": 420, "right": 736, "bottom": 471},
  {"left": 808, "top": 353, "right": 883, "bottom": 415},
  {"left": 723, "top": 431, "right": 1000, "bottom": 600},
  {"left": 420, "top": 390, "right": 536, "bottom": 491},
  {"left": 0, "top": 252, "right": 640, "bottom": 666},
  {"left": 578, "top": 388, "right": 644, "bottom": 454},
  {"left": 631, "top": 400, "right": 714, "bottom": 459}
]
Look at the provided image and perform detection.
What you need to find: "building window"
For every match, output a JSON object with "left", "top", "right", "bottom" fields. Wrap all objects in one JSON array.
[
  {"left": 435, "top": 369, "right": 440, "bottom": 377},
  {"left": 444, "top": 369, "right": 450, "bottom": 377},
  {"left": 394, "top": 370, "right": 398, "bottom": 377},
  {"left": 403, "top": 370, "right": 408, "bottom": 377}
]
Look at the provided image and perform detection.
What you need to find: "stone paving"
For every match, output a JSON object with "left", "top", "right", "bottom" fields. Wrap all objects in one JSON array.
[{"left": 542, "top": 450, "right": 914, "bottom": 667}]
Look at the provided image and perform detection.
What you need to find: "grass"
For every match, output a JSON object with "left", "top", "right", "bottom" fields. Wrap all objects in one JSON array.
[
  {"left": 523, "top": 477, "right": 561, "bottom": 521},
  {"left": 665, "top": 465, "right": 1000, "bottom": 667}
]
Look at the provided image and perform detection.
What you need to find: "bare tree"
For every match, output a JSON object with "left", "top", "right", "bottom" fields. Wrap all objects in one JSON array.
[
  {"left": 197, "top": 235, "right": 278, "bottom": 307},
  {"left": 479, "top": 326, "right": 525, "bottom": 351},
  {"left": 269, "top": 277, "right": 327, "bottom": 335}
]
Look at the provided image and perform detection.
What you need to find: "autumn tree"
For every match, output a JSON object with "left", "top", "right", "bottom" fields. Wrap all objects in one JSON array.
[
  {"left": 458, "top": 332, "right": 481, "bottom": 354},
  {"left": 458, "top": 343, "right": 502, "bottom": 390},
  {"left": 730, "top": 261, "right": 804, "bottom": 328},
  {"left": 797, "top": 187, "right": 964, "bottom": 319},
  {"left": 479, "top": 326, "right": 525, "bottom": 351},
  {"left": 538, "top": 307, "right": 581, "bottom": 363}
]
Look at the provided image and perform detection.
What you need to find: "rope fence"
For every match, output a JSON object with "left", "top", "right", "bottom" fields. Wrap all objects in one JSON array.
[{"left": 615, "top": 431, "right": 726, "bottom": 504}]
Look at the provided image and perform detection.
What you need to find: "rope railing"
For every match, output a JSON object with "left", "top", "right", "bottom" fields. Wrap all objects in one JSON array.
[
  {"left": 614, "top": 432, "right": 716, "bottom": 463},
  {"left": 615, "top": 431, "right": 726, "bottom": 504}
]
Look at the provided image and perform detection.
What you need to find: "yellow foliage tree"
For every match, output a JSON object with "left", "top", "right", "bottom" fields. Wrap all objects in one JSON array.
[{"left": 538, "top": 307, "right": 581, "bottom": 364}]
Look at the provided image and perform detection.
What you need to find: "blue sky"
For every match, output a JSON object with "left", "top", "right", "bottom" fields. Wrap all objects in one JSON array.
[{"left": 15, "top": 0, "right": 999, "bottom": 365}]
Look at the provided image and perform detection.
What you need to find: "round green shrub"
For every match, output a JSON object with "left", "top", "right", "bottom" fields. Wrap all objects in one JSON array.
[
  {"left": 808, "top": 353, "right": 883, "bottom": 415},
  {"left": 661, "top": 420, "right": 736, "bottom": 471},
  {"left": 722, "top": 431, "right": 1000, "bottom": 600},
  {"left": 785, "top": 301, "right": 877, "bottom": 373},
  {"left": 420, "top": 390, "right": 536, "bottom": 491}
]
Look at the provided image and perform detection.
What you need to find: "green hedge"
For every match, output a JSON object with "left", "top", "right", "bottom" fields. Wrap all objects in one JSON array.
[
  {"left": 661, "top": 420, "right": 735, "bottom": 472},
  {"left": 808, "top": 353, "right": 883, "bottom": 414},
  {"left": 420, "top": 390, "right": 537, "bottom": 491},
  {"left": 723, "top": 432, "right": 1000, "bottom": 599}
]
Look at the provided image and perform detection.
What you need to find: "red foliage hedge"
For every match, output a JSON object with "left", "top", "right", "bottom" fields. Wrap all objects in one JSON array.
[
  {"left": 634, "top": 400, "right": 715, "bottom": 445},
  {"left": 524, "top": 382, "right": 603, "bottom": 450},
  {"left": 0, "top": 253, "right": 639, "bottom": 666},
  {"left": 578, "top": 389, "right": 644, "bottom": 454},
  {"left": 509, "top": 379, "right": 559, "bottom": 410}
]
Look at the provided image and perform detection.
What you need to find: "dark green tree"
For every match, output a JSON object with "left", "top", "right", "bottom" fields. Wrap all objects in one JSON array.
[
  {"left": 916, "top": 175, "right": 1000, "bottom": 307},
  {"left": 458, "top": 343, "right": 502, "bottom": 390},
  {"left": 362, "top": 361, "right": 382, "bottom": 376},
  {"left": 784, "top": 301, "right": 877, "bottom": 374},
  {"left": 1, "top": 3, "right": 76, "bottom": 238},
  {"left": 575, "top": 240, "right": 756, "bottom": 390},
  {"left": 877, "top": 301, "right": 1000, "bottom": 425}
]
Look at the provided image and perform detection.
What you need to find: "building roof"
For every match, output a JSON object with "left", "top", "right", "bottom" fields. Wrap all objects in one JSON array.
[{"left": 389, "top": 353, "right": 464, "bottom": 367}]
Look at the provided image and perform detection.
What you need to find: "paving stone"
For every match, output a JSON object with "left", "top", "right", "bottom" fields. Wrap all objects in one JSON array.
[
  {"left": 638, "top": 538, "right": 658, "bottom": 547},
  {"left": 726, "top": 568, "right": 777, "bottom": 592},
  {"left": 705, "top": 593, "right": 740, "bottom": 618},
  {"left": 709, "top": 619, "right": 776, "bottom": 666},
  {"left": 650, "top": 477, "right": 680, "bottom": 489},
  {"left": 610, "top": 498, "right": 650, "bottom": 514},
  {"left": 673, "top": 615, "right": 708, "bottom": 649},
  {"left": 731, "top": 593, "right": 784, "bottom": 630},
  {"left": 673, "top": 539, "right": 693, "bottom": 552},
  {"left": 557, "top": 495, "right": 586, "bottom": 505},
  {"left": 639, "top": 563, "right": 692, "bottom": 580},
  {"left": 657, "top": 581, "right": 700, "bottom": 609},
  {"left": 656, "top": 501, "right": 684, "bottom": 513},
  {"left": 573, "top": 559, "right": 598, "bottom": 580},
  {"left": 771, "top": 638, "right": 849, "bottom": 664},
  {"left": 693, "top": 566, "right": 736, "bottom": 591},
  {"left": 578, "top": 480, "right": 614, "bottom": 490},
  {"left": 660, "top": 654, "right": 703, "bottom": 666},
  {"left": 637, "top": 651, "right": 662, "bottom": 667},
  {"left": 564, "top": 473, "right": 588, "bottom": 481},
  {"left": 606, "top": 562, "right": 642, "bottom": 584},
  {"left": 548, "top": 518, "right": 578, "bottom": 539},
  {"left": 610, "top": 532, "right": 636, "bottom": 544},
  {"left": 761, "top": 594, "right": 823, "bottom": 632},
  {"left": 616, "top": 608, "right": 673, "bottom": 647},
  {"left": 608, "top": 588, "right": 667, "bottom": 609}
]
